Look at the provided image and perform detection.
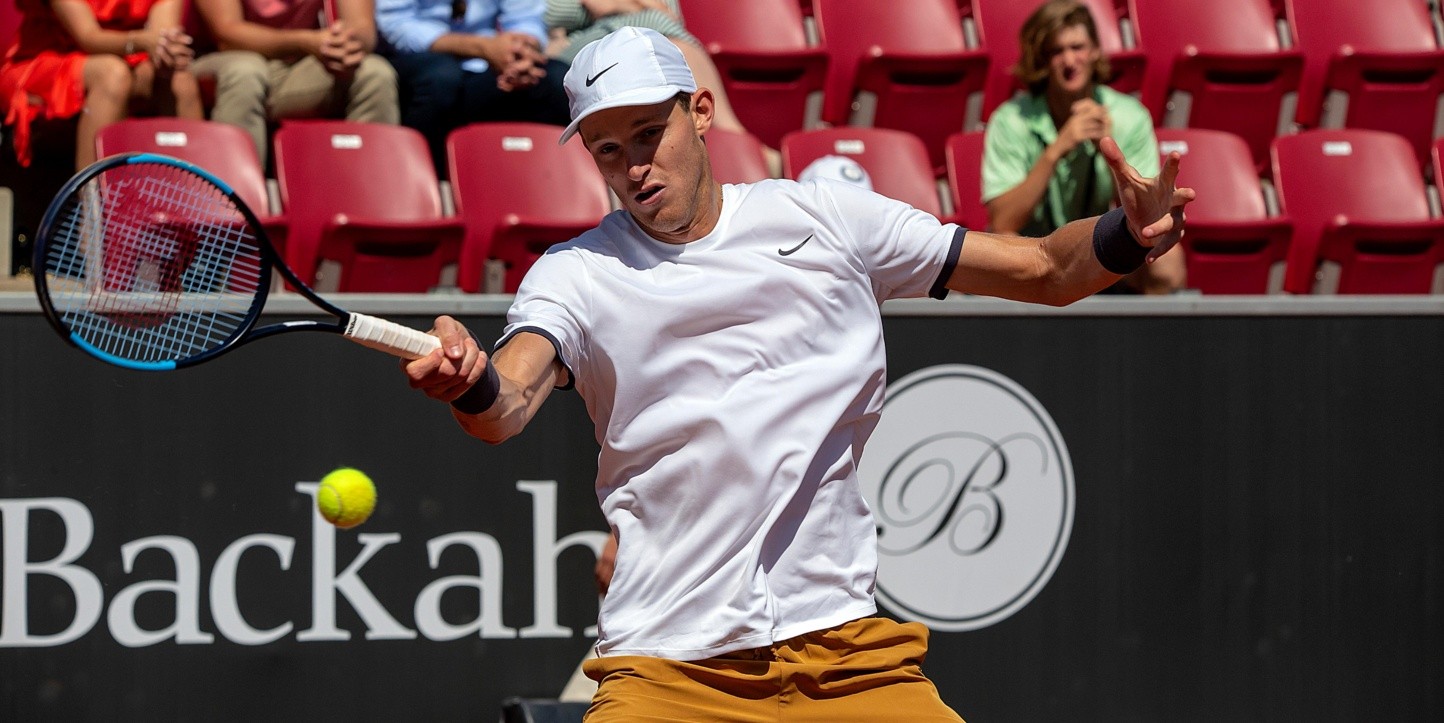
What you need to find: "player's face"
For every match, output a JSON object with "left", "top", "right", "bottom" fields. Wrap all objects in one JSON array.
[
  {"left": 579, "top": 92, "right": 721, "bottom": 244},
  {"left": 1046, "top": 25, "right": 1100, "bottom": 95}
]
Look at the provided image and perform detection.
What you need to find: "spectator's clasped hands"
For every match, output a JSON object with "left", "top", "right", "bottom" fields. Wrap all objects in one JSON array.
[
  {"left": 1052, "top": 98, "right": 1110, "bottom": 158},
  {"left": 1101, "top": 137, "right": 1195, "bottom": 264},
  {"left": 144, "top": 27, "right": 194, "bottom": 72},
  {"left": 493, "top": 32, "right": 546, "bottom": 92},
  {"left": 317, "top": 20, "right": 366, "bottom": 77}
]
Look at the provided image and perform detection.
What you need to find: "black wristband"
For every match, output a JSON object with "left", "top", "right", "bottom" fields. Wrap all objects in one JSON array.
[
  {"left": 1092, "top": 207, "right": 1149, "bottom": 275},
  {"left": 451, "top": 358, "right": 501, "bottom": 415}
]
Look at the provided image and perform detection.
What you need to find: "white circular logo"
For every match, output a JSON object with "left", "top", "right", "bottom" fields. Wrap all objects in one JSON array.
[{"left": 860, "top": 364, "right": 1074, "bottom": 631}]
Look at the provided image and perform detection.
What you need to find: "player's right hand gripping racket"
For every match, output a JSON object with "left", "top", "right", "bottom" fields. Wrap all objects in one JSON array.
[{"left": 33, "top": 153, "right": 442, "bottom": 370}]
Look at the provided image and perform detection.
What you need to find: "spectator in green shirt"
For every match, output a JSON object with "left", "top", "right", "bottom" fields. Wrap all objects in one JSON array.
[{"left": 982, "top": 0, "right": 1185, "bottom": 294}]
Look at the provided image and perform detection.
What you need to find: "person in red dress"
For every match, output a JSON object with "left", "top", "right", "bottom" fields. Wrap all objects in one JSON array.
[{"left": 1, "top": 0, "right": 202, "bottom": 168}]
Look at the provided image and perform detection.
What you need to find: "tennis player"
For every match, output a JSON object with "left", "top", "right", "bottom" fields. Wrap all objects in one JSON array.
[{"left": 405, "top": 27, "right": 1192, "bottom": 722}]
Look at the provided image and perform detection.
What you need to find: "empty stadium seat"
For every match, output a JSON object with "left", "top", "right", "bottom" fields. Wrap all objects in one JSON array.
[
  {"left": 1434, "top": 136, "right": 1444, "bottom": 191},
  {"left": 971, "top": 0, "right": 1146, "bottom": 119},
  {"left": 1271, "top": 130, "right": 1444, "bottom": 294},
  {"left": 942, "top": 131, "right": 988, "bottom": 230},
  {"left": 1154, "top": 128, "right": 1291, "bottom": 294},
  {"left": 95, "top": 118, "right": 279, "bottom": 221},
  {"left": 812, "top": 0, "right": 990, "bottom": 172},
  {"left": 1284, "top": 0, "right": 1444, "bottom": 169},
  {"left": 1128, "top": 0, "right": 1302, "bottom": 171},
  {"left": 273, "top": 121, "right": 463, "bottom": 292},
  {"left": 0, "top": 0, "right": 20, "bottom": 50},
  {"left": 704, "top": 128, "right": 773, "bottom": 185},
  {"left": 446, "top": 122, "right": 611, "bottom": 293},
  {"left": 678, "top": 0, "right": 828, "bottom": 149},
  {"left": 782, "top": 127, "right": 943, "bottom": 217}
]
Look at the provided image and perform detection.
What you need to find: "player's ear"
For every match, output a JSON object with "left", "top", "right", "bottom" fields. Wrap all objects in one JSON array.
[{"left": 690, "top": 88, "right": 715, "bottom": 136}]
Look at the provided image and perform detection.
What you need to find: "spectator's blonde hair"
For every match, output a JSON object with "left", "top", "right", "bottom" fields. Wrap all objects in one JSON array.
[{"left": 1013, "top": 0, "right": 1112, "bottom": 96}]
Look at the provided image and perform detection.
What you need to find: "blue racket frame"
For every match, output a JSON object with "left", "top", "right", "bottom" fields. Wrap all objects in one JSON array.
[{"left": 34, "top": 153, "right": 355, "bottom": 370}]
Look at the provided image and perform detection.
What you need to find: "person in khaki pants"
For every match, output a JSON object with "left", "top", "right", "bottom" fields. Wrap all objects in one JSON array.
[{"left": 191, "top": 0, "right": 399, "bottom": 166}]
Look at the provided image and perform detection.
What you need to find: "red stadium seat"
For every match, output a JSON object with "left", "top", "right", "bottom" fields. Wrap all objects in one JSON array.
[
  {"left": 782, "top": 127, "right": 943, "bottom": 218},
  {"left": 273, "top": 121, "right": 462, "bottom": 292},
  {"left": 446, "top": 122, "right": 611, "bottom": 293},
  {"left": 1128, "top": 0, "right": 1302, "bottom": 171},
  {"left": 1154, "top": 128, "right": 1291, "bottom": 294},
  {"left": 0, "top": 0, "right": 21, "bottom": 49},
  {"left": 971, "top": 0, "right": 1146, "bottom": 120},
  {"left": 677, "top": 0, "right": 828, "bottom": 149},
  {"left": 1271, "top": 130, "right": 1444, "bottom": 294},
  {"left": 704, "top": 128, "right": 773, "bottom": 185},
  {"left": 942, "top": 131, "right": 988, "bottom": 230},
  {"left": 96, "top": 118, "right": 279, "bottom": 224},
  {"left": 1434, "top": 137, "right": 1444, "bottom": 189},
  {"left": 1284, "top": 0, "right": 1444, "bottom": 169},
  {"left": 812, "top": 0, "right": 990, "bottom": 173}
]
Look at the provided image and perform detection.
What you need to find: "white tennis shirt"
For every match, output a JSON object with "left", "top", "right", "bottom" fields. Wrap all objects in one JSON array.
[{"left": 498, "top": 179, "right": 963, "bottom": 660}]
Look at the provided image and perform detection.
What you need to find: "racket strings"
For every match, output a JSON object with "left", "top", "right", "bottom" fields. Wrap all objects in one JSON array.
[{"left": 42, "top": 162, "right": 269, "bottom": 364}]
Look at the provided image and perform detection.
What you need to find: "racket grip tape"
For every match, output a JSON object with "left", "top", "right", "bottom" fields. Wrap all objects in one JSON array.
[{"left": 343, "top": 312, "right": 443, "bottom": 359}]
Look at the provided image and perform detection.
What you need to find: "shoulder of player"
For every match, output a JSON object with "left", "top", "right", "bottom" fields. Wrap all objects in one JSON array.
[
  {"left": 537, "top": 211, "right": 631, "bottom": 257},
  {"left": 741, "top": 175, "right": 870, "bottom": 205}
]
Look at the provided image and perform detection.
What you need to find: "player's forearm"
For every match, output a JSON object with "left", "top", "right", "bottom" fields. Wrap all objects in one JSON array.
[
  {"left": 449, "top": 334, "right": 562, "bottom": 443},
  {"left": 948, "top": 213, "right": 1136, "bottom": 305},
  {"left": 1032, "top": 215, "right": 1127, "bottom": 305},
  {"left": 452, "top": 372, "right": 552, "bottom": 443}
]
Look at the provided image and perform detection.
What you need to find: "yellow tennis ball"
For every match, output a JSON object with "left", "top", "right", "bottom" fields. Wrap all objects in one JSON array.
[{"left": 316, "top": 467, "right": 376, "bottom": 529}]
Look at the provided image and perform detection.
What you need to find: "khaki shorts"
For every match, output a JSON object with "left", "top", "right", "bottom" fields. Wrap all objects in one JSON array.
[{"left": 582, "top": 616, "right": 966, "bottom": 722}]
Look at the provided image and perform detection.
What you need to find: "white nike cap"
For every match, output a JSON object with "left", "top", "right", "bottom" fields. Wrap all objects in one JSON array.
[
  {"left": 798, "top": 155, "right": 874, "bottom": 191},
  {"left": 559, "top": 26, "right": 698, "bottom": 145}
]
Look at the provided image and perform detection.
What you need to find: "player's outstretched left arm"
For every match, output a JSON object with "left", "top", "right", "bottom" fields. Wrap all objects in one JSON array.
[{"left": 947, "top": 136, "right": 1195, "bottom": 306}]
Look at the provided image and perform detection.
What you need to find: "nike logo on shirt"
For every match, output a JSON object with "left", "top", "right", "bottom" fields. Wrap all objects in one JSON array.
[
  {"left": 586, "top": 63, "right": 619, "bottom": 87},
  {"left": 779, "top": 234, "right": 813, "bottom": 256}
]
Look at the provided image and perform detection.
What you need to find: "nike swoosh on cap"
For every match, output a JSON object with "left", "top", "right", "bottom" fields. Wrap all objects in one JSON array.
[
  {"left": 586, "top": 63, "right": 619, "bottom": 87},
  {"left": 779, "top": 234, "right": 813, "bottom": 256}
]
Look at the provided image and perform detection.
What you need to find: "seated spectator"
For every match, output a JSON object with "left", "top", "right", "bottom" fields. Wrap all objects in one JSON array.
[
  {"left": 376, "top": 0, "right": 568, "bottom": 169},
  {"left": 544, "top": 0, "right": 779, "bottom": 174},
  {"left": 0, "top": 0, "right": 202, "bottom": 169},
  {"left": 982, "top": 0, "right": 1184, "bottom": 294},
  {"left": 192, "top": 0, "right": 400, "bottom": 167}
]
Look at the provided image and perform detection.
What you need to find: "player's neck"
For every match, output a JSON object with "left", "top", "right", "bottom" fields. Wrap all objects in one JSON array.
[{"left": 639, "top": 179, "right": 725, "bottom": 245}]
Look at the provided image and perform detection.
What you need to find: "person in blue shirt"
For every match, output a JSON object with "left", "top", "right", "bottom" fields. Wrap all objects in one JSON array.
[{"left": 377, "top": 0, "right": 569, "bottom": 171}]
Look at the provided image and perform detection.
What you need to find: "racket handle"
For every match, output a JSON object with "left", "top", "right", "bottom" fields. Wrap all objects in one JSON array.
[{"left": 343, "top": 313, "right": 443, "bottom": 360}]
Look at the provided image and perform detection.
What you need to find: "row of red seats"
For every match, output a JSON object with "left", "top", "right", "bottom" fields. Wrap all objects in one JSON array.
[
  {"left": 94, "top": 118, "right": 608, "bottom": 295},
  {"left": 4, "top": 0, "right": 1440, "bottom": 176},
  {"left": 685, "top": 0, "right": 1444, "bottom": 172},
  {"left": 98, "top": 116, "right": 1444, "bottom": 296},
  {"left": 773, "top": 124, "right": 1444, "bottom": 296}
]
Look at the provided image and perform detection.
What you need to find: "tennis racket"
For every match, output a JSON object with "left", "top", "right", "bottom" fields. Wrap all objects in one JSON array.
[{"left": 32, "top": 152, "right": 442, "bottom": 370}]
